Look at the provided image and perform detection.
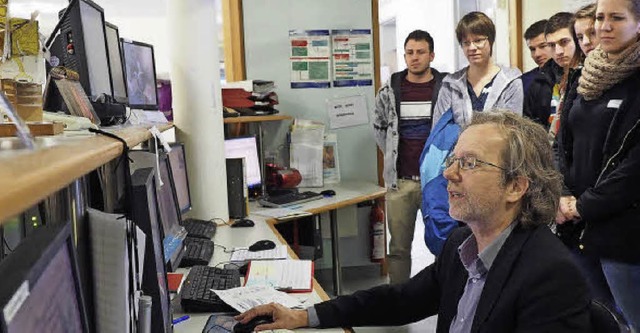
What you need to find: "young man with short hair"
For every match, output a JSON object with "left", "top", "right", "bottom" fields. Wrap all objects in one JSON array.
[
  {"left": 369, "top": 29, "right": 447, "bottom": 284},
  {"left": 521, "top": 19, "right": 553, "bottom": 93}
]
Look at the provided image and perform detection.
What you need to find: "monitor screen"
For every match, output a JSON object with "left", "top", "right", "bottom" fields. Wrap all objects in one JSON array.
[
  {"left": 224, "top": 136, "right": 261, "bottom": 187},
  {"left": 156, "top": 157, "right": 182, "bottom": 238},
  {"left": 104, "top": 22, "right": 127, "bottom": 104},
  {"left": 121, "top": 39, "right": 158, "bottom": 109},
  {"left": 77, "top": 0, "right": 112, "bottom": 98},
  {"left": 167, "top": 143, "right": 192, "bottom": 214},
  {"left": 0, "top": 223, "right": 89, "bottom": 333}
]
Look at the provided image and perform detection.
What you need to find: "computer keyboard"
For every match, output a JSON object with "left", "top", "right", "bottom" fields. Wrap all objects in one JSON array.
[
  {"left": 180, "top": 266, "right": 241, "bottom": 313},
  {"left": 258, "top": 191, "right": 323, "bottom": 208},
  {"left": 180, "top": 237, "right": 215, "bottom": 267},
  {"left": 182, "top": 218, "right": 217, "bottom": 239}
]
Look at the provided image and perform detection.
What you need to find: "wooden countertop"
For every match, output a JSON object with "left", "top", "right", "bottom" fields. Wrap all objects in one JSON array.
[{"left": 0, "top": 124, "right": 172, "bottom": 223}]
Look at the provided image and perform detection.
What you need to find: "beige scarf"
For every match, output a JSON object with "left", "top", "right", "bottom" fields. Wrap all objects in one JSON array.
[{"left": 578, "top": 40, "right": 640, "bottom": 100}]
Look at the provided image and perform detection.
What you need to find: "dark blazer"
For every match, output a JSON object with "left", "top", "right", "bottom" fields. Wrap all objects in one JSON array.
[{"left": 314, "top": 223, "right": 592, "bottom": 332}]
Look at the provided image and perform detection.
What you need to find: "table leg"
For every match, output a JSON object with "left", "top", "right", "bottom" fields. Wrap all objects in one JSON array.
[{"left": 329, "top": 209, "right": 342, "bottom": 295}]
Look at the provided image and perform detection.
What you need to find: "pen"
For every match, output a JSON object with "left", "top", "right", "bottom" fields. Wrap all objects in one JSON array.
[{"left": 172, "top": 315, "right": 190, "bottom": 325}]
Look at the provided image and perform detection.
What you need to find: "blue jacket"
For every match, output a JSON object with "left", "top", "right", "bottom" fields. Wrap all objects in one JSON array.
[{"left": 419, "top": 109, "right": 460, "bottom": 256}]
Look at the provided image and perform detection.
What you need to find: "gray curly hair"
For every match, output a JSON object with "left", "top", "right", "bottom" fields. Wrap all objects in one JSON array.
[{"left": 462, "top": 111, "right": 562, "bottom": 227}]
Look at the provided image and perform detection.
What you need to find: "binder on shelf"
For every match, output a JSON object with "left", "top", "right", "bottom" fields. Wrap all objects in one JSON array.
[{"left": 243, "top": 259, "right": 314, "bottom": 293}]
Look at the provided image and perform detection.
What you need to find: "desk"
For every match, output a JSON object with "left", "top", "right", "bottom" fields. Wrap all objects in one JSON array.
[
  {"left": 173, "top": 215, "right": 345, "bottom": 333},
  {"left": 257, "top": 181, "right": 386, "bottom": 295}
]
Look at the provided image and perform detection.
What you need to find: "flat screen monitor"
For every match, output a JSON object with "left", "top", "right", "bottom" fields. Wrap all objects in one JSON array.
[
  {"left": 166, "top": 143, "right": 192, "bottom": 215},
  {"left": 131, "top": 168, "right": 172, "bottom": 332},
  {"left": 156, "top": 156, "right": 182, "bottom": 238},
  {"left": 120, "top": 39, "right": 158, "bottom": 110},
  {"left": 58, "top": 0, "right": 113, "bottom": 100},
  {"left": 0, "top": 222, "right": 90, "bottom": 333},
  {"left": 104, "top": 22, "right": 128, "bottom": 104},
  {"left": 224, "top": 136, "right": 261, "bottom": 188}
]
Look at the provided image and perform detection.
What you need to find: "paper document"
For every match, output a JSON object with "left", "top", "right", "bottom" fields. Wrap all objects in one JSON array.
[
  {"left": 213, "top": 285, "right": 303, "bottom": 312},
  {"left": 230, "top": 245, "right": 288, "bottom": 262},
  {"left": 244, "top": 260, "right": 314, "bottom": 292},
  {"left": 252, "top": 208, "right": 312, "bottom": 220}
]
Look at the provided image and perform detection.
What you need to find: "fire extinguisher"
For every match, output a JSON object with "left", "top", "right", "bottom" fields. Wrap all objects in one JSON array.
[{"left": 370, "top": 202, "right": 385, "bottom": 262}]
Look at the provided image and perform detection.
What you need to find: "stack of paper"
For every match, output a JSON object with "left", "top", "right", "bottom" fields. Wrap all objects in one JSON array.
[{"left": 244, "top": 260, "right": 314, "bottom": 292}]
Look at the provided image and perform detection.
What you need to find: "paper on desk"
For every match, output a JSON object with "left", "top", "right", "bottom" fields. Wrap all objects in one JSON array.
[
  {"left": 212, "top": 285, "right": 303, "bottom": 312},
  {"left": 244, "top": 260, "right": 313, "bottom": 291},
  {"left": 252, "top": 208, "right": 312, "bottom": 220},
  {"left": 230, "top": 245, "right": 288, "bottom": 262}
]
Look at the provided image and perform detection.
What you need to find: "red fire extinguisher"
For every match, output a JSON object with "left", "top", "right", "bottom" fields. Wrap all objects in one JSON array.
[{"left": 370, "top": 202, "right": 385, "bottom": 262}]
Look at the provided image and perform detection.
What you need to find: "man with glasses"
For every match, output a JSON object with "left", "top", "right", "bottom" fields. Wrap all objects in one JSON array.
[
  {"left": 235, "top": 112, "right": 591, "bottom": 332},
  {"left": 523, "top": 12, "right": 576, "bottom": 128}
]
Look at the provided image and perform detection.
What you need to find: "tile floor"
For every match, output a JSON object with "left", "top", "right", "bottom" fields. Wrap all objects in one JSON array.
[{"left": 316, "top": 214, "right": 438, "bottom": 332}]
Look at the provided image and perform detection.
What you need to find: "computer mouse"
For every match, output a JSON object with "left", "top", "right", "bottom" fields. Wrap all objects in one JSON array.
[
  {"left": 231, "top": 218, "right": 255, "bottom": 228},
  {"left": 233, "top": 315, "right": 274, "bottom": 333},
  {"left": 320, "top": 189, "right": 336, "bottom": 197},
  {"left": 248, "top": 240, "right": 276, "bottom": 252}
]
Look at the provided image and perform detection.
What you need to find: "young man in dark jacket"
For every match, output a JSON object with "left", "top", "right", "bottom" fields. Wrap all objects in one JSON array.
[
  {"left": 521, "top": 19, "right": 552, "bottom": 93},
  {"left": 523, "top": 12, "right": 576, "bottom": 128}
]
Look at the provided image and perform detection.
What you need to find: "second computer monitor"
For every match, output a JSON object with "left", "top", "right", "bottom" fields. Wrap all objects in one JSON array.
[
  {"left": 166, "top": 143, "right": 192, "bottom": 215},
  {"left": 104, "top": 22, "right": 128, "bottom": 104},
  {"left": 224, "top": 136, "right": 262, "bottom": 189},
  {"left": 120, "top": 39, "right": 158, "bottom": 110},
  {"left": 156, "top": 155, "right": 183, "bottom": 238}
]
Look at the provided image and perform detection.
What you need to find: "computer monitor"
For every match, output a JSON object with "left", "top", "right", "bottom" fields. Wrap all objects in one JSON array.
[
  {"left": 156, "top": 155, "right": 183, "bottom": 237},
  {"left": 166, "top": 143, "right": 192, "bottom": 215},
  {"left": 120, "top": 39, "right": 159, "bottom": 110},
  {"left": 104, "top": 22, "right": 128, "bottom": 104},
  {"left": 0, "top": 222, "right": 90, "bottom": 332},
  {"left": 224, "top": 136, "right": 262, "bottom": 189},
  {"left": 131, "top": 168, "right": 172, "bottom": 333},
  {"left": 56, "top": 0, "right": 113, "bottom": 100}
]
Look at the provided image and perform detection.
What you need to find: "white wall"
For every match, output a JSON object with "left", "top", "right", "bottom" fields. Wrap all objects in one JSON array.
[
  {"left": 243, "top": 0, "right": 378, "bottom": 184},
  {"left": 379, "top": 0, "right": 457, "bottom": 74}
]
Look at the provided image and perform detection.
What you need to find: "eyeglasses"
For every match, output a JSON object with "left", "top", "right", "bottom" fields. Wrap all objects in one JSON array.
[
  {"left": 461, "top": 37, "right": 489, "bottom": 48},
  {"left": 444, "top": 155, "right": 507, "bottom": 171}
]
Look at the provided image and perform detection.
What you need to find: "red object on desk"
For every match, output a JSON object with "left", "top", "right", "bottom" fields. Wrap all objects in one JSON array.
[{"left": 167, "top": 272, "right": 184, "bottom": 292}]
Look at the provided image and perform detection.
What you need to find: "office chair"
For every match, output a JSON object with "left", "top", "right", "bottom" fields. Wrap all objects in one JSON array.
[{"left": 590, "top": 299, "right": 623, "bottom": 333}]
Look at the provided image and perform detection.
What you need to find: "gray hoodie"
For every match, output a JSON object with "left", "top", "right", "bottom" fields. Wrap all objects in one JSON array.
[{"left": 432, "top": 65, "right": 523, "bottom": 128}]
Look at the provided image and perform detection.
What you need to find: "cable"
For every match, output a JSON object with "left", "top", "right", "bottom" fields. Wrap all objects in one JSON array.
[
  {"left": 209, "top": 217, "right": 231, "bottom": 226},
  {"left": 213, "top": 243, "right": 237, "bottom": 253},
  {"left": 3, "top": 236, "right": 14, "bottom": 253},
  {"left": 214, "top": 261, "right": 241, "bottom": 269}
]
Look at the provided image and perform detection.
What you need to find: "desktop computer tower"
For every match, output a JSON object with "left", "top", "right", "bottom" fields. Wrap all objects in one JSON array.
[{"left": 226, "top": 158, "right": 247, "bottom": 219}]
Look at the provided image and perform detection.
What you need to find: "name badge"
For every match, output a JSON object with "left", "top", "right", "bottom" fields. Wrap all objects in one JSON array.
[{"left": 607, "top": 99, "right": 623, "bottom": 109}]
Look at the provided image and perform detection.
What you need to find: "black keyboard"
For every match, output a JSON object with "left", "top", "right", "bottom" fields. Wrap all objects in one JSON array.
[
  {"left": 182, "top": 218, "right": 217, "bottom": 239},
  {"left": 180, "top": 237, "right": 214, "bottom": 267},
  {"left": 258, "top": 191, "right": 323, "bottom": 208},
  {"left": 180, "top": 266, "right": 241, "bottom": 313}
]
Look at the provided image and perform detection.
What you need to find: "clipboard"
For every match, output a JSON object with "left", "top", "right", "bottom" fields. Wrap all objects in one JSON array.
[{"left": 243, "top": 259, "right": 314, "bottom": 293}]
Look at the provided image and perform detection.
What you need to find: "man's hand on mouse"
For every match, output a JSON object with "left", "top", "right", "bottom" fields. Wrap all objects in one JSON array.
[{"left": 234, "top": 302, "right": 308, "bottom": 331}]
